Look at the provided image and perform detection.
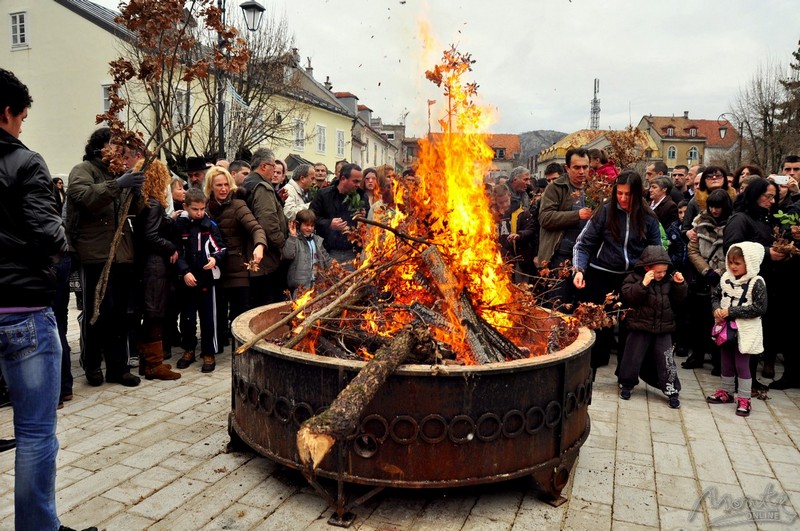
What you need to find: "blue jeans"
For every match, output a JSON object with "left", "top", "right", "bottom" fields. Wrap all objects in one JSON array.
[{"left": 0, "top": 308, "right": 62, "bottom": 530}]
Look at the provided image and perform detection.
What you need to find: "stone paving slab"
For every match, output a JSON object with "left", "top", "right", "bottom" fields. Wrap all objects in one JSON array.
[{"left": 1, "top": 303, "right": 799, "bottom": 530}]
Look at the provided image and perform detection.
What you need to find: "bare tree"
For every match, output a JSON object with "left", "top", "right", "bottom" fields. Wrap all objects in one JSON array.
[
  {"left": 215, "top": 11, "right": 309, "bottom": 158},
  {"left": 107, "top": 0, "right": 250, "bottom": 172},
  {"left": 732, "top": 60, "right": 791, "bottom": 172}
]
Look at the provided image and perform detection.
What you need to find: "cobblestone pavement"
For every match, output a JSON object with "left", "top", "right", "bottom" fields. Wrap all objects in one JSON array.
[{"left": 1, "top": 301, "right": 799, "bottom": 530}]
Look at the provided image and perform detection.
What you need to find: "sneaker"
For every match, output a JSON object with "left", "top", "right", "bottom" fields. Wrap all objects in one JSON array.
[
  {"left": 736, "top": 397, "right": 751, "bottom": 417},
  {"left": 176, "top": 350, "right": 196, "bottom": 369},
  {"left": 668, "top": 395, "right": 681, "bottom": 409},
  {"left": 619, "top": 388, "right": 631, "bottom": 400},
  {"left": 128, "top": 354, "right": 139, "bottom": 368},
  {"left": 706, "top": 389, "right": 734, "bottom": 404},
  {"left": 201, "top": 355, "right": 216, "bottom": 373}
]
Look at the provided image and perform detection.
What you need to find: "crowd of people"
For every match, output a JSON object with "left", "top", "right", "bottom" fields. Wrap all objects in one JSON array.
[
  {"left": 2, "top": 62, "right": 800, "bottom": 529},
  {"left": 489, "top": 147, "right": 800, "bottom": 416}
]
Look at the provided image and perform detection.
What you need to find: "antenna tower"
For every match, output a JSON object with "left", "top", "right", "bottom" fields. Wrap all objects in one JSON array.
[{"left": 590, "top": 78, "right": 601, "bottom": 130}]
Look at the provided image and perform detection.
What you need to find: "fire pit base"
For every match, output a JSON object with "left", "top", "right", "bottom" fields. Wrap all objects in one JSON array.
[{"left": 230, "top": 303, "right": 594, "bottom": 525}]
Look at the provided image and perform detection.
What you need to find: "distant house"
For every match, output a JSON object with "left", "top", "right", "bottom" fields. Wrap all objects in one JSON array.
[
  {"left": 535, "top": 130, "right": 606, "bottom": 180},
  {"left": 278, "top": 65, "right": 355, "bottom": 173},
  {"left": 1, "top": 0, "right": 138, "bottom": 174},
  {"left": 1, "top": 0, "right": 356, "bottom": 175},
  {"left": 637, "top": 112, "right": 740, "bottom": 170},
  {"left": 485, "top": 134, "right": 522, "bottom": 178},
  {"left": 334, "top": 93, "right": 397, "bottom": 170}
]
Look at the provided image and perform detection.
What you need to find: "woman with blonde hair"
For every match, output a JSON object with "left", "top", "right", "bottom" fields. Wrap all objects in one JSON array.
[
  {"left": 204, "top": 166, "right": 267, "bottom": 347},
  {"left": 132, "top": 159, "right": 182, "bottom": 380}
]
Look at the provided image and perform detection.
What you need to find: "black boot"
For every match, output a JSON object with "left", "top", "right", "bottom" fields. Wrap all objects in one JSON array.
[{"left": 681, "top": 351, "right": 705, "bottom": 369}]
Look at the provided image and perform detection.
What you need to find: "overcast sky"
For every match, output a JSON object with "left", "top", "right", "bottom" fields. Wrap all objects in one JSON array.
[{"left": 95, "top": 0, "right": 800, "bottom": 137}]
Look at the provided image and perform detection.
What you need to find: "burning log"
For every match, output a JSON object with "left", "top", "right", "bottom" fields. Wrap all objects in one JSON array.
[
  {"left": 421, "top": 246, "right": 507, "bottom": 363},
  {"left": 316, "top": 336, "right": 361, "bottom": 361},
  {"left": 476, "top": 313, "right": 527, "bottom": 361},
  {"left": 297, "top": 325, "right": 438, "bottom": 470},
  {"left": 337, "top": 329, "right": 389, "bottom": 354}
]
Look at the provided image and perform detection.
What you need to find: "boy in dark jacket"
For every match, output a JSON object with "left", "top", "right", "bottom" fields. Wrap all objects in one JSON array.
[
  {"left": 173, "top": 188, "right": 227, "bottom": 372},
  {"left": 619, "top": 245, "right": 688, "bottom": 408}
]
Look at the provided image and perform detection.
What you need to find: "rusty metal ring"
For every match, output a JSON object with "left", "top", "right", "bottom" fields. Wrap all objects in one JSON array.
[
  {"left": 565, "top": 393, "right": 578, "bottom": 418},
  {"left": 353, "top": 433, "right": 379, "bottom": 459},
  {"left": 258, "top": 389, "right": 274, "bottom": 415},
  {"left": 274, "top": 397, "right": 293, "bottom": 425},
  {"left": 525, "top": 406, "right": 545, "bottom": 434},
  {"left": 419, "top": 414, "right": 448, "bottom": 444},
  {"left": 247, "top": 384, "right": 260, "bottom": 408},
  {"left": 291, "top": 402, "right": 315, "bottom": 427},
  {"left": 545, "top": 401, "right": 562, "bottom": 428},
  {"left": 361, "top": 414, "right": 389, "bottom": 444},
  {"left": 502, "top": 410, "right": 526, "bottom": 438},
  {"left": 576, "top": 384, "right": 587, "bottom": 407},
  {"left": 236, "top": 377, "right": 247, "bottom": 399},
  {"left": 448, "top": 414, "right": 476, "bottom": 445},
  {"left": 476, "top": 413, "right": 502, "bottom": 442},
  {"left": 389, "top": 415, "right": 419, "bottom": 445}
]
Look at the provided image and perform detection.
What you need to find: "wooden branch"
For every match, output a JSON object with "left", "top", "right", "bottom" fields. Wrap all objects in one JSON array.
[
  {"left": 234, "top": 256, "right": 404, "bottom": 355},
  {"left": 284, "top": 274, "right": 375, "bottom": 349},
  {"left": 90, "top": 191, "right": 134, "bottom": 325},
  {"left": 352, "top": 215, "right": 433, "bottom": 246},
  {"left": 297, "top": 326, "right": 437, "bottom": 470}
]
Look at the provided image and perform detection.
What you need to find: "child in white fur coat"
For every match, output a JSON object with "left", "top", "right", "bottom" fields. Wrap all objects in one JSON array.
[{"left": 706, "top": 242, "right": 767, "bottom": 417}]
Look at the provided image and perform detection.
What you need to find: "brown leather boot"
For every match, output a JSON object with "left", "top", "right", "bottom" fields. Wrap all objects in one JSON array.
[{"left": 141, "top": 341, "right": 181, "bottom": 381}]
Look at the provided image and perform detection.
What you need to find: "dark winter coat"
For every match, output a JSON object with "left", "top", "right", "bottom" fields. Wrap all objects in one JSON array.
[
  {"left": 241, "top": 173, "right": 288, "bottom": 275},
  {"left": 722, "top": 209, "right": 774, "bottom": 270},
  {"left": 538, "top": 174, "right": 585, "bottom": 265},
  {"left": 572, "top": 203, "right": 663, "bottom": 274},
  {"left": 310, "top": 183, "right": 368, "bottom": 252},
  {"left": 0, "top": 128, "right": 67, "bottom": 307},
  {"left": 652, "top": 197, "right": 679, "bottom": 228},
  {"left": 133, "top": 199, "right": 176, "bottom": 317},
  {"left": 621, "top": 245, "right": 688, "bottom": 334},
  {"left": 173, "top": 213, "right": 227, "bottom": 288},
  {"left": 207, "top": 197, "right": 267, "bottom": 289},
  {"left": 65, "top": 157, "right": 136, "bottom": 264}
]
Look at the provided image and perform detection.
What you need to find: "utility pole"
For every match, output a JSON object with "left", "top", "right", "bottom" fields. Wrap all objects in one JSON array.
[{"left": 590, "top": 78, "right": 600, "bottom": 130}]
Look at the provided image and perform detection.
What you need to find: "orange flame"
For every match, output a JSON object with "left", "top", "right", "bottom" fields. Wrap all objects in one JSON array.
[{"left": 357, "top": 45, "right": 516, "bottom": 363}]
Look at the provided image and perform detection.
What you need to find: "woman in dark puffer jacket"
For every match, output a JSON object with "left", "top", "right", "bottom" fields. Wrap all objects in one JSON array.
[{"left": 204, "top": 166, "right": 267, "bottom": 347}]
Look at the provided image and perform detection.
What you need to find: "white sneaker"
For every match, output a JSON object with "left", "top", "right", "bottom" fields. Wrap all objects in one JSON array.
[{"left": 128, "top": 355, "right": 139, "bottom": 368}]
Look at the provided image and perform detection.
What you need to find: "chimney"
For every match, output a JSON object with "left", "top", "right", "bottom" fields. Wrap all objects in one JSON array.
[
  {"left": 683, "top": 111, "right": 689, "bottom": 119},
  {"left": 305, "top": 57, "right": 313, "bottom": 77},
  {"left": 324, "top": 76, "right": 333, "bottom": 91}
]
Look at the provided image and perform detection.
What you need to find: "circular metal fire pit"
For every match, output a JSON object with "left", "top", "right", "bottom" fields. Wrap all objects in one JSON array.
[{"left": 229, "top": 302, "right": 593, "bottom": 523}]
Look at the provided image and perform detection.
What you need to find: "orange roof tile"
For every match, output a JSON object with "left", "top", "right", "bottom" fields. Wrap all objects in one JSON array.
[
  {"left": 642, "top": 115, "right": 739, "bottom": 149},
  {"left": 429, "top": 133, "right": 521, "bottom": 159}
]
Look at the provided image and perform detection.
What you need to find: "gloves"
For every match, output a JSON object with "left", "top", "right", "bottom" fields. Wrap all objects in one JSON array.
[
  {"left": 705, "top": 270, "right": 720, "bottom": 283},
  {"left": 116, "top": 171, "right": 144, "bottom": 189}
]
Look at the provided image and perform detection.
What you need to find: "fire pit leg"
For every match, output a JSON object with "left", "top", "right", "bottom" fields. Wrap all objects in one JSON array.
[{"left": 530, "top": 453, "right": 577, "bottom": 507}]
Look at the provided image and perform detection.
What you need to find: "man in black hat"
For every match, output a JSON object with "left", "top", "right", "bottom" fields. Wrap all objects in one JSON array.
[{"left": 186, "top": 156, "right": 209, "bottom": 189}]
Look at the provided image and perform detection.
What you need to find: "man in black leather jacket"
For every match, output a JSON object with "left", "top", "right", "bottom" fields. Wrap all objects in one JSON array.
[{"left": 0, "top": 68, "right": 98, "bottom": 531}]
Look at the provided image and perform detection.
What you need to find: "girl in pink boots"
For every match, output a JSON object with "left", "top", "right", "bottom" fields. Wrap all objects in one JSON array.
[{"left": 706, "top": 242, "right": 767, "bottom": 417}]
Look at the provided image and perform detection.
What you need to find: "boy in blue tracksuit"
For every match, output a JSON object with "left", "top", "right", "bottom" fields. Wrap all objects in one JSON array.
[{"left": 173, "top": 188, "right": 227, "bottom": 372}]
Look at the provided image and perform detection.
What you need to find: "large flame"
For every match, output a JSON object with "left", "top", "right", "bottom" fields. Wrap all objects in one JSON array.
[{"left": 291, "top": 44, "right": 536, "bottom": 364}]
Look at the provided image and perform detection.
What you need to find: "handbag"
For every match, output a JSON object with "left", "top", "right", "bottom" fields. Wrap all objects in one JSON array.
[{"left": 711, "top": 319, "right": 738, "bottom": 347}]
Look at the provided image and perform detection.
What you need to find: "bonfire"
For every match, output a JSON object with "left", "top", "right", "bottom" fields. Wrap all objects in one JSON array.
[{"left": 238, "top": 46, "right": 588, "bottom": 368}]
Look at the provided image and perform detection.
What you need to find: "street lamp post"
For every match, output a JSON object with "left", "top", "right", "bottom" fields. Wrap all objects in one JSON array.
[{"left": 217, "top": 0, "right": 266, "bottom": 160}]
